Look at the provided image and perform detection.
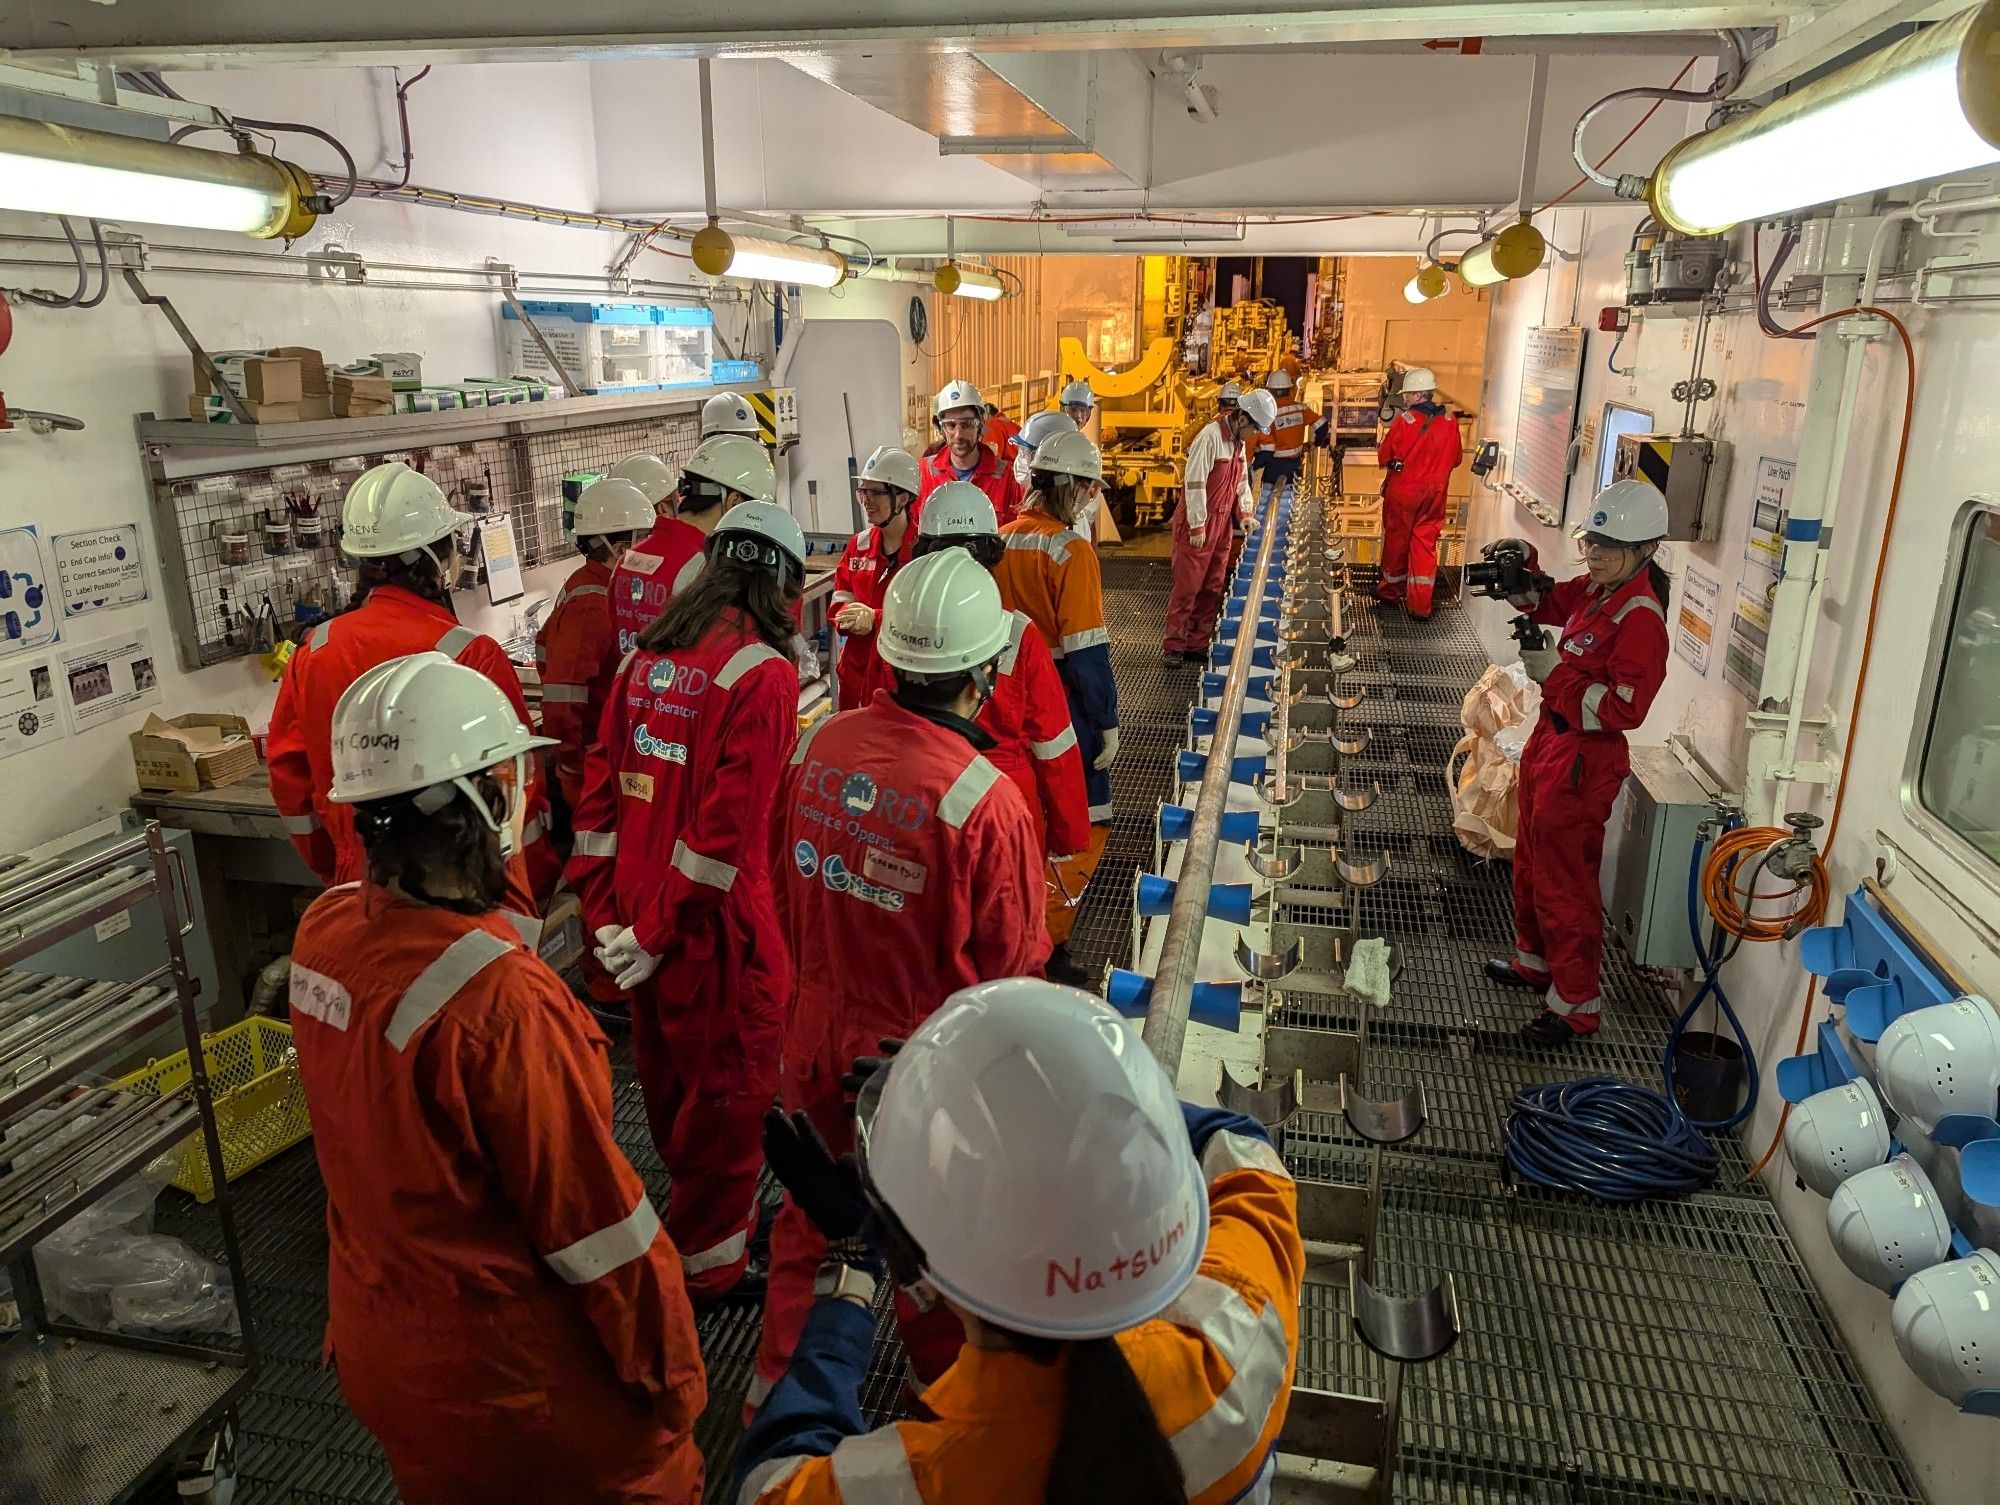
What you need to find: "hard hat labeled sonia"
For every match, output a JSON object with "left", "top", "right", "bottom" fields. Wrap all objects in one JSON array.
[
  {"left": 1578, "top": 479, "right": 1670, "bottom": 543},
  {"left": 934, "top": 379, "right": 985, "bottom": 419},
  {"left": 862, "top": 977, "right": 1207, "bottom": 1339},
  {"left": 328, "top": 652, "right": 554, "bottom": 806},
  {"left": 917, "top": 481, "right": 999, "bottom": 540},
  {"left": 1876, "top": 996, "right": 2000, "bottom": 1136},
  {"left": 610, "top": 452, "right": 676, "bottom": 506},
  {"left": 701, "top": 390, "right": 761, "bottom": 438},
  {"left": 1892, "top": 1248, "right": 2000, "bottom": 1405},
  {"left": 1237, "top": 388, "right": 1280, "bottom": 433},
  {"left": 1059, "top": 378, "right": 1096, "bottom": 409},
  {"left": 339, "top": 462, "right": 476, "bottom": 559},
  {"left": 683, "top": 433, "right": 777, "bottom": 505},
  {"left": 712, "top": 500, "right": 807, "bottom": 572},
  {"left": 1032, "top": 429, "right": 1102, "bottom": 485},
  {"left": 1400, "top": 366, "right": 1437, "bottom": 394},
  {"left": 1825, "top": 1154, "right": 1954, "bottom": 1292},
  {"left": 1014, "top": 410, "right": 1077, "bottom": 453},
  {"left": 572, "top": 477, "right": 656, "bottom": 540},
  {"left": 1784, "top": 1077, "right": 1893, "bottom": 1198},
  {"left": 877, "top": 548, "right": 1010, "bottom": 675},
  {"left": 860, "top": 444, "right": 922, "bottom": 496}
]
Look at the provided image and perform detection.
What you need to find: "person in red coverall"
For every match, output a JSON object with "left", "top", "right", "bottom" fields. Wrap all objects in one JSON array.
[
  {"left": 1163, "top": 388, "right": 1275, "bottom": 664},
  {"left": 980, "top": 400, "right": 1020, "bottom": 457},
  {"left": 829, "top": 444, "right": 920, "bottom": 710},
  {"left": 911, "top": 482, "right": 1092, "bottom": 986},
  {"left": 269, "top": 461, "right": 558, "bottom": 919},
  {"left": 917, "top": 379, "right": 1024, "bottom": 525},
  {"left": 289, "top": 652, "right": 705, "bottom": 1505},
  {"left": 566, "top": 502, "right": 806, "bottom": 1302},
  {"left": 753, "top": 548, "right": 1048, "bottom": 1413},
  {"left": 536, "top": 476, "right": 656, "bottom": 812},
  {"left": 1482, "top": 480, "right": 1673, "bottom": 1045},
  {"left": 1375, "top": 366, "right": 1464, "bottom": 620}
]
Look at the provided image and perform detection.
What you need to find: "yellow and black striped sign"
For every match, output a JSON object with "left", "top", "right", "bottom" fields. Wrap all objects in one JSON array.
[
  {"left": 745, "top": 391, "right": 780, "bottom": 446},
  {"left": 1629, "top": 436, "right": 1675, "bottom": 493}
]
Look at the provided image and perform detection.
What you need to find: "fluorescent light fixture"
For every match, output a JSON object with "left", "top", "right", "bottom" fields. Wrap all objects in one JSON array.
[
  {"left": 934, "top": 263, "right": 1005, "bottom": 300},
  {"left": 1457, "top": 237, "right": 1507, "bottom": 288},
  {"left": 0, "top": 113, "right": 316, "bottom": 237},
  {"left": 1456, "top": 219, "right": 1546, "bottom": 289},
  {"left": 690, "top": 220, "right": 846, "bottom": 288},
  {"left": 1404, "top": 263, "right": 1449, "bottom": 303},
  {"left": 1651, "top": 0, "right": 2000, "bottom": 235}
]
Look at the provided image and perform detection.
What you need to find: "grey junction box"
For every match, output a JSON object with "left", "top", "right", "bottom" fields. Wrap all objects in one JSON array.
[{"left": 1599, "top": 745, "right": 1713, "bottom": 970}]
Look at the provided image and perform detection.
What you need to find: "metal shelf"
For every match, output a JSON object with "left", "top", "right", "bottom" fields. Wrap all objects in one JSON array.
[
  {"left": 0, "top": 834, "right": 162, "bottom": 973},
  {"left": 0, "top": 967, "right": 181, "bottom": 1124},
  {"left": 0, "top": 1086, "right": 201, "bottom": 1265}
]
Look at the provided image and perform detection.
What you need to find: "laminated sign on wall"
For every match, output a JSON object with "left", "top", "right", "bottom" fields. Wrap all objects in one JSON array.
[
  {"left": 0, "top": 525, "right": 59, "bottom": 658},
  {"left": 53, "top": 525, "right": 149, "bottom": 618},
  {"left": 0, "top": 656, "right": 67, "bottom": 761}
]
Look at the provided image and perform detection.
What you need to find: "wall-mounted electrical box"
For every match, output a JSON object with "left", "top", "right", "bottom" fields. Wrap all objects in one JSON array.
[
  {"left": 1600, "top": 746, "right": 1712, "bottom": 969},
  {"left": 1613, "top": 432, "right": 1731, "bottom": 541}
]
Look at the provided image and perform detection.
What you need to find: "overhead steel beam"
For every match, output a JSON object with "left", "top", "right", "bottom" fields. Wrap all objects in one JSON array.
[
  {"left": 0, "top": 1, "right": 1824, "bottom": 68},
  {"left": 1736, "top": 0, "right": 1959, "bottom": 96}
]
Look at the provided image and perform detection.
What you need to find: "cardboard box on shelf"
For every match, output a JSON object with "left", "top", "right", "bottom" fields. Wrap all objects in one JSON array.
[
  {"left": 330, "top": 374, "right": 395, "bottom": 417},
  {"left": 130, "top": 712, "right": 260, "bottom": 792},
  {"left": 235, "top": 356, "right": 302, "bottom": 405},
  {"left": 190, "top": 350, "right": 265, "bottom": 398},
  {"left": 186, "top": 394, "right": 303, "bottom": 425},
  {"left": 266, "top": 346, "right": 330, "bottom": 396},
  {"left": 298, "top": 396, "right": 334, "bottom": 421}
]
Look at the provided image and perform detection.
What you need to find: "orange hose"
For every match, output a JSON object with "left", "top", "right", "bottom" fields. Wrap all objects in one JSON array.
[{"left": 1701, "top": 826, "right": 1829, "bottom": 942}]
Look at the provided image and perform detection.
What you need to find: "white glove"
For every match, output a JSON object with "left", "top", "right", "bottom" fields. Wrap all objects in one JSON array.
[
  {"left": 1094, "top": 726, "right": 1121, "bottom": 772},
  {"left": 593, "top": 925, "right": 624, "bottom": 951},
  {"left": 594, "top": 925, "right": 661, "bottom": 991},
  {"left": 1188, "top": 528, "right": 1207, "bottom": 550},
  {"left": 1520, "top": 635, "right": 1561, "bottom": 684},
  {"left": 835, "top": 603, "right": 877, "bottom": 635}
]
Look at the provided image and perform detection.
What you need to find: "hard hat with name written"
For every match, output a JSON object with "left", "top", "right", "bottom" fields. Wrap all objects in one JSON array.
[
  {"left": 711, "top": 500, "right": 807, "bottom": 574},
  {"left": 1031, "top": 429, "right": 1102, "bottom": 485},
  {"left": 877, "top": 547, "right": 1010, "bottom": 676},
  {"left": 609, "top": 452, "right": 676, "bottom": 506},
  {"left": 328, "top": 651, "right": 554, "bottom": 807},
  {"left": 916, "top": 481, "right": 999, "bottom": 540},
  {"left": 1013, "top": 410, "right": 1077, "bottom": 454},
  {"left": 339, "top": 462, "right": 476, "bottom": 559}
]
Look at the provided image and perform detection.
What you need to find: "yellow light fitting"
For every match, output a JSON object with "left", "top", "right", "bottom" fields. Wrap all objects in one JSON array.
[
  {"left": 934, "top": 262, "right": 1005, "bottom": 300},
  {"left": 691, "top": 218, "right": 846, "bottom": 288}
]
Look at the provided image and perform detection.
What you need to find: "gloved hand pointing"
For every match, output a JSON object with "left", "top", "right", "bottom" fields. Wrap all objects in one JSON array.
[
  {"left": 1094, "top": 726, "right": 1121, "bottom": 772},
  {"left": 1520, "top": 631, "right": 1561, "bottom": 684},
  {"left": 594, "top": 925, "right": 661, "bottom": 991}
]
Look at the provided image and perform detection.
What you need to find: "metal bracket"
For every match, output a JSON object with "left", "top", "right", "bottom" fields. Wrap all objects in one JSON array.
[
  {"left": 1218, "top": 1063, "right": 1302, "bottom": 1128},
  {"left": 488, "top": 259, "right": 582, "bottom": 397},
  {"left": 124, "top": 270, "right": 255, "bottom": 425},
  {"left": 307, "top": 248, "right": 366, "bottom": 285}
]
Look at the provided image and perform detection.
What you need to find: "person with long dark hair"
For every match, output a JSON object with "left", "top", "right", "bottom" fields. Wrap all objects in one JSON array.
[
  {"left": 737, "top": 977, "right": 1304, "bottom": 1505},
  {"left": 566, "top": 501, "right": 807, "bottom": 1303},
  {"left": 289, "top": 652, "right": 706, "bottom": 1504}
]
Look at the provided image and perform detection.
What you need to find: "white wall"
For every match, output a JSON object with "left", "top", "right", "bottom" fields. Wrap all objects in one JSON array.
[{"left": 1469, "top": 199, "right": 2000, "bottom": 1505}]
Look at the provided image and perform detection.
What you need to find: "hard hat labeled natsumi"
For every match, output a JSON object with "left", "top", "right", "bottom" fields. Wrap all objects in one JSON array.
[{"left": 877, "top": 549, "right": 1010, "bottom": 676}]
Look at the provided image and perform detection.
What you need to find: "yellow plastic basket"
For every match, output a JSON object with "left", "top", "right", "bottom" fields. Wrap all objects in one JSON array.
[{"left": 115, "top": 1017, "right": 312, "bottom": 1202}]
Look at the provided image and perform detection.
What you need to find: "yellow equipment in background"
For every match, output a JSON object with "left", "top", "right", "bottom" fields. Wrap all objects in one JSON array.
[{"left": 1058, "top": 333, "right": 1189, "bottom": 524}]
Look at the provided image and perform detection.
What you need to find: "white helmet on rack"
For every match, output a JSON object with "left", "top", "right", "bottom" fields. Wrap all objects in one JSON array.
[
  {"left": 1784, "top": 1077, "right": 1893, "bottom": 1198},
  {"left": 861, "top": 977, "right": 1207, "bottom": 1339},
  {"left": 609, "top": 452, "right": 677, "bottom": 507},
  {"left": 1577, "top": 479, "right": 1670, "bottom": 544},
  {"left": 572, "top": 477, "right": 656, "bottom": 541},
  {"left": 339, "top": 462, "right": 476, "bottom": 560},
  {"left": 1059, "top": 378, "right": 1096, "bottom": 413},
  {"left": 916, "top": 481, "right": 998, "bottom": 541},
  {"left": 1400, "top": 366, "right": 1437, "bottom": 395},
  {"left": 1237, "top": 388, "right": 1280, "bottom": 434},
  {"left": 934, "top": 379, "right": 985, "bottom": 422},
  {"left": 1825, "top": 1154, "right": 1954, "bottom": 1292},
  {"left": 701, "top": 390, "right": 762, "bottom": 438},
  {"left": 1031, "top": 429, "right": 1102, "bottom": 485},
  {"left": 682, "top": 433, "right": 777, "bottom": 506},
  {"left": 877, "top": 548, "right": 1010, "bottom": 677},
  {"left": 860, "top": 444, "right": 922, "bottom": 498},
  {"left": 711, "top": 500, "right": 807, "bottom": 577},
  {"left": 1876, "top": 996, "right": 2000, "bottom": 1136},
  {"left": 1014, "top": 410, "right": 1077, "bottom": 455},
  {"left": 1892, "top": 1248, "right": 2000, "bottom": 1405}
]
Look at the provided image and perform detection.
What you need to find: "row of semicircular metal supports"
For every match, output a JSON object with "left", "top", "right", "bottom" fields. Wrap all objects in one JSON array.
[{"left": 1109, "top": 468, "right": 1464, "bottom": 1502}]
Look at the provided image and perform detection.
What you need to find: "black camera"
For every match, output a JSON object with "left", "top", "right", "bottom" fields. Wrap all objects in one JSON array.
[{"left": 1467, "top": 539, "right": 1556, "bottom": 651}]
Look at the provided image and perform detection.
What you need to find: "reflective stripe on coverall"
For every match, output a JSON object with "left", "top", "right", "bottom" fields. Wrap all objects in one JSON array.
[
  {"left": 733, "top": 1106, "right": 1304, "bottom": 1505},
  {"left": 1164, "top": 417, "right": 1251, "bottom": 657},
  {"left": 610, "top": 516, "right": 708, "bottom": 659},
  {"left": 918, "top": 444, "right": 1025, "bottom": 528},
  {"left": 288, "top": 884, "right": 705, "bottom": 1505},
  {"left": 1512, "top": 570, "right": 1670, "bottom": 1028},
  {"left": 566, "top": 615, "right": 797, "bottom": 1296},
  {"left": 754, "top": 695, "right": 1049, "bottom": 1403},
  {"left": 535, "top": 556, "right": 616, "bottom": 811},
  {"left": 1375, "top": 406, "right": 1462, "bottom": 618},
  {"left": 977, "top": 610, "right": 1091, "bottom": 863},
  {"left": 831, "top": 521, "right": 915, "bottom": 712},
  {"left": 267, "top": 582, "right": 558, "bottom": 911},
  {"left": 1253, "top": 395, "right": 1319, "bottom": 508}
]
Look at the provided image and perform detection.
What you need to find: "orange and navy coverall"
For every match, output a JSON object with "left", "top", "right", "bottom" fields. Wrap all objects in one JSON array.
[
  {"left": 1375, "top": 402, "right": 1463, "bottom": 619},
  {"left": 918, "top": 445, "right": 1025, "bottom": 528},
  {"left": 535, "top": 555, "right": 616, "bottom": 811},
  {"left": 734, "top": 1105, "right": 1303, "bottom": 1505},
  {"left": 1510, "top": 566, "right": 1669, "bottom": 1032},
  {"left": 1252, "top": 392, "right": 1320, "bottom": 505},
  {"left": 288, "top": 883, "right": 706, "bottom": 1505}
]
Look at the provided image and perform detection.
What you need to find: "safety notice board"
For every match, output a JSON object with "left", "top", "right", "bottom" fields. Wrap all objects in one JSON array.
[{"left": 1507, "top": 326, "right": 1586, "bottom": 527}]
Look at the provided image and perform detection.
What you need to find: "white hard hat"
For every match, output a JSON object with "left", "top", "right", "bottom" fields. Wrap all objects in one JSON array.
[
  {"left": 1266, "top": 370, "right": 1294, "bottom": 392},
  {"left": 1237, "top": 388, "right": 1280, "bottom": 433},
  {"left": 572, "top": 477, "right": 655, "bottom": 540},
  {"left": 916, "top": 481, "right": 998, "bottom": 540},
  {"left": 1014, "top": 410, "right": 1077, "bottom": 453},
  {"left": 1784, "top": 1077, "right": 1893, "bottom": 1198},
  {"left": 701, "top": 390, "right": 761, "bottom": 438},
  {"left": 1876, "top": 996, "right": 2000, "bottom": 1136},
  {"left": 1892, "top": 1249, "right": 2000, "bottom": 1405},
  {"left": 1400, "top": 366, "right": 1437, "bottom": 394},
  {"left": 1032, "top": 429, "right": 1102, "bottom": 485},
  {"left": 609, "top": 453, "right": 676, "bottom": 506},
  {"left": 1059, "top": 379, "right": 1095, "bottom": 410},
  {"left": 339, "top": 462, "right": 475, "bottom": 559},
  {"left": 862, "top": 977, "right": 1207, "bottom": 1340},
  {"left": 1577, "top": 479, "right": 1670, "bottom": 544},
  {"left": 934, "top": 379, "right": 985, "bottom": 420},
  {"left": 683, "top": 433, "right": 777, "bottom": 505},
  {"left": 860, "top": 444, "right": 921, "bottom": 496},
  {"left": 877, "top": 548, "right": 1010, "bottom": 676},
  {"left": 711, "top": 500, "right": 807, "bottom": 573},
  {"left": 1218, "top": 381, "right": 1242, "bottom": 405},
  {"left": 1825, "top": 1154, "right": 1954, "bottom": 1292},
  {"left": 328, "top": 652, "right": 554, "bottom": 806}
]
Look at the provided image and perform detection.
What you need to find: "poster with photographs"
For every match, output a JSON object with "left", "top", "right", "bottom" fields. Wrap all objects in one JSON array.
[
  {"left": 58, "top": 629, "right": 162, "bottom": 732},
  {"left": 0, "top": 656, "right": 67, "bottom": 761}
]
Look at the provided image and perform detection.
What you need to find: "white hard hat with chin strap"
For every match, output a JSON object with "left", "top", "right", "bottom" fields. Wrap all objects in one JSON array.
[
  {"left": 340, "top": 462, "right": 477, "bottom": 563},
  {"left": 1237, "top": 388, "right": 1279, "bottom": 434},
  {"left": 701, "top": 391, "right": 762, "bottom": 438},
  {"left": 877, "top": 548, "right": 1010, "bottom": 697},
  {"left": 860, "top": 445, "right": 922, "bottom": 513},
  {"left": 609, "top": 453, "right": 677, "bottom": 507}
]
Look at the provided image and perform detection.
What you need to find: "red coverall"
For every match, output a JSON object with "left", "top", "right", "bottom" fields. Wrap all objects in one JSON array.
[
  {"left": 977, "top": 610, "right": 1091, "bottom": 863},
  {"left": 268, "top": 583, "right": 559, "bottom": 908},
  {"left": 609, "top": 516, "right": 708, "bottom": 659},
  {"left": 753, "top": 694, "right": 1049, "bottom": 1406},
  {"left": 829, "top": 520, "right": 914, "bottom": 711},
  {"left": 567, "top": 614, "right": 797, "bottom": 1297},
  {"left": 1375, "top": 404, "right": 1463, "bottom": 619},
  {"left": 982, "top": 412, "right": 1021, "bottom": 455},
  {"left": 288, "top": 883, "right": 705, "bottom": 1505},
  {"left": 918, "top": 445, "right": 1025, "bottom": 527},
  {"left": 535, "top": 556, "right": 616, "bottom": 811},
  {"left": 1164, "top": 417, "right": 1250, "bottom": 656},
  {"left": 1511, "top": 568, "right": 1670, "bottom": 1031}
]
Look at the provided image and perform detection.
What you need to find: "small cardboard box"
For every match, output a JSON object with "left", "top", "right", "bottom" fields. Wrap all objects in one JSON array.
[
  {"left": 266, "top": 345, "right": 330, "bottom": 397},
  {"left": 330, "top": 374, "right": 395, "bottom": 416},
  {"left": 243, "top": 356, "right": 303, "bottom": 405},
  {"left": 298, "top": 395, "right": 334, "bottom": 421},
  {"left": 130, "top": 712, "right": 260, "bottom": 792}
]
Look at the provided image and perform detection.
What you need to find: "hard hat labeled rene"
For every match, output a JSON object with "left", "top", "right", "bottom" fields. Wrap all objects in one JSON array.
[
  {"left": 683, "top": 433, "right": 776, "bottom": 505},
  {"left": 859, "top": 444, "right": 921, "bottom": 496},
  {"left": 1784, "top": 1077, "right": 1893, "bottom": 1198},
  {"left": 878, "top": 548, "right": 1009, "bottom": 675},
  {"left": 701, "top": 390, "right": 761, "bottom": 438},
  {"left": 572, "top": 477, "right": 656, "bottom": 540},
  {"left": 1578, "top": 479, "right": 1670, "bottom": 543},
  {"left": 1237, "top": 388, "right": 1280, "bottom": 433},
  {"left": 1032, "top": 429, "right": 1102, "bottom": 485},
  {"left": 328, "top": 652, "right": 554, "bottom": 806},
  {"left": 1877, "top": 996, "right": 2000, "bottom": 1135},
  {"left": 339, "top": 462, "right": 476, "bottom": 559},
  {"left": 711, "top": 500, "right": 807, "bottom": 572},
  {"left": 861, "top": 977, "right": 1208, "bottom": 1339},
  {"left": 609, "top": 452, "right": 676, "bottom": 506},
  {"left": 934, "top": 379, "right": 985, "bottom": 419},
  {"left": 1825, "top": 1154, "right": 1953, "bottom": 1292},
  {"left": 917, "top": 481, "right": 999, "bottom": 539},
  {"left": 1892, "top": 1248, "right": 2000, "bottom": 1405},
  {"left": 1013, "top": 410, "right": 1077, "bottom": 453}
]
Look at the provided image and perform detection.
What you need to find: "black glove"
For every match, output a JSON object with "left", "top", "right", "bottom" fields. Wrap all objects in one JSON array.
[
  {"left": 761, "top": 1109, "right": 869, "bottom": 1243},
  {"left": 839, "top": 1038, "right": 904, "bottom": 1110}
]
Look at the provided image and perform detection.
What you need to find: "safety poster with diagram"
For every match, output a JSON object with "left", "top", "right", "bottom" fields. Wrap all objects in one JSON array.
[{"left": 52, "top": 524, "right": 150, "bottom": 618}]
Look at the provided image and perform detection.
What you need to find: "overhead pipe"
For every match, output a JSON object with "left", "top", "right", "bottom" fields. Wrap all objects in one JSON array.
[{"left": 1570, "top": 28, "right": 1743, "bottom": 195}]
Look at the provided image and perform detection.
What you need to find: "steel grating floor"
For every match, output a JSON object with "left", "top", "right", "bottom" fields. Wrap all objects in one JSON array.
[{"left": 128, "top": 541, "right": 1921, "bottom": 1505}]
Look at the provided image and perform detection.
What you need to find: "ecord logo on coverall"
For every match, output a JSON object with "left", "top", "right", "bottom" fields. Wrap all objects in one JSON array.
[{"left": 795, "top": 762, "right": 932, "bottom": 851}]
